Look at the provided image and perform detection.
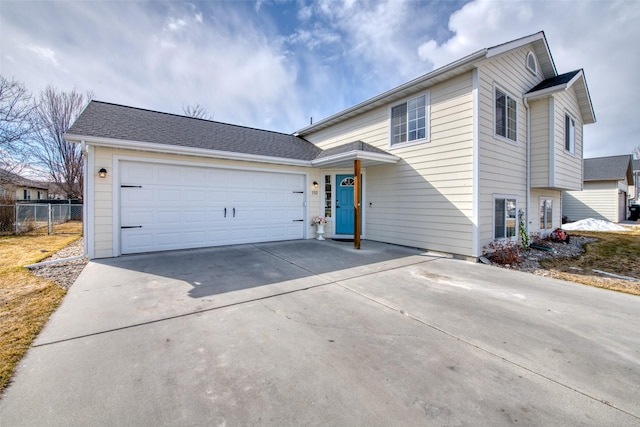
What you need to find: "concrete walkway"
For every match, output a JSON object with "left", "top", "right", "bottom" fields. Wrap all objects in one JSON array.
[{"left": 1, "top": 240, "right": 639, "bottom": 426}]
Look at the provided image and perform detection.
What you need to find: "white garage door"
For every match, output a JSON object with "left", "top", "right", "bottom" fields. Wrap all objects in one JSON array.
[{"left": 120, "top": 161, "right": 306, "bottom": 254}]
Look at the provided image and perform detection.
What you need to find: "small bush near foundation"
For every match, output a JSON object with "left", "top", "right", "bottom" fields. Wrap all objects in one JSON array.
[{"left": 484, "top": 239, "right": 523, "bottom": 266}]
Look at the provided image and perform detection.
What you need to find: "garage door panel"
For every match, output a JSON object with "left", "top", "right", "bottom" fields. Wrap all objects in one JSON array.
[{"left": 120, "top": 161, "right": 305, "bottom": 254}]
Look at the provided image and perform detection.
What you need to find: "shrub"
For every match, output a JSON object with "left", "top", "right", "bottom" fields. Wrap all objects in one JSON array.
[{"left": 483, "top": 239, "right": 523, "bottom": 265}]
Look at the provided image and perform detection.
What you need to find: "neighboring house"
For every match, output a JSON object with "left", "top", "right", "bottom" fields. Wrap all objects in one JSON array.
[
  {"left": 0, "top": 168, "right": 49, "bottom": 201},
  {"left": 563, "top": 155, "right": 633, "bottom": 223},
  {"left": 66, "top": 31, "right": 595, "bottom": 260}
]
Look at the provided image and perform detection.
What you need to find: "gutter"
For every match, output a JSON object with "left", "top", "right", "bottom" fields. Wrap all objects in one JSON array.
[{"left": 523, "top": 97, "right": 531, "bottom": 238}]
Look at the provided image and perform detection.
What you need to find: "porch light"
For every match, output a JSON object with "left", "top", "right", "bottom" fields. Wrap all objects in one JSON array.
[
  {"left": 98, "top": 168, "right": 107, "bottom": 178},
  {"left": 313, "top": 181, "right": 319, "bottom": 189}
]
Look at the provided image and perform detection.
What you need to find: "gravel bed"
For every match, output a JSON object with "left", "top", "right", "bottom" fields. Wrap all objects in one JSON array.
[
  {"left": 30, "top": 238, "right": 88, "bottom": 289},
  {"left": 489, "top": 236, "right": 597, "bottom": 277}
]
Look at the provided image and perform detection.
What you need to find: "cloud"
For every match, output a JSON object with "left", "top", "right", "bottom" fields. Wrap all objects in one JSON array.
[{"left": 24, "top": 44, "right": 60, "bottom": 67}]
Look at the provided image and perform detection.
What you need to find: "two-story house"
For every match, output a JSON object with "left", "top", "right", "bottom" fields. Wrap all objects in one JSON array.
[{"left": 66, "top": 31, "right": 595, "bottom": 260}]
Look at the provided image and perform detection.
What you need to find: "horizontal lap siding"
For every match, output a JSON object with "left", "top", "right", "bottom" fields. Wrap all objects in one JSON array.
[
  {"left": 530, "top": 98, "right": 550, "bottom": 187},
  {"left": 91, "top": 147, "right": 316, "bottom": 258},
  {"left": 562, "top": 181, "right": 618, "bottom": 223},
  {"left": 553, "top": 87, "right": 583, "bottom": 190},
  {"left": 307, "top": 72, "right": 475, "bottom": 257},
  {"left": 477, "top": 46, "right": 544, "bottom": 250}
]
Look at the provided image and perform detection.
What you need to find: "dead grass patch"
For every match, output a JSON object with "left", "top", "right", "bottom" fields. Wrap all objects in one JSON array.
[
  {"left": 0, "top": 225, "right": 82, "bottom": 394},
  {"left": 541, "top": 228, "right": 640, "bottom": 296}
]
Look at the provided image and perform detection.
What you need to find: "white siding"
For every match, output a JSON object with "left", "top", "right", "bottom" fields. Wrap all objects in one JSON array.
[
  {"left": 90, "top": 146, "right": 317, "bottom": 258},
  {"left": 552, "top": 86, "right": 583, "bottom": 190},
  {"left": 476, "top": 46, "right": 544, "bottom": 250},
  {"left": 562, "top": 181, "right": 619, "bottom": 223},
  {"left": 529, "top": 98, "right": 550, "bottom": 187},
  {"left": 305, "top": 72, "right": 475, "bottom": 257}
]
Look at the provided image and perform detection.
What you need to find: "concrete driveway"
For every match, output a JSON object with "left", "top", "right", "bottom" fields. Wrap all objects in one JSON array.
[{"left": 1, "top": 240, "right": 639, "bottom": 426}]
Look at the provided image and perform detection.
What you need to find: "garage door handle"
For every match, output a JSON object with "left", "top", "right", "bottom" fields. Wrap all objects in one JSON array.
[
  {"left": 293, "top": 219, "right": 303, "bottom": 222},
  {"left": 121, "top": 185, "right": 142, "bottom": 188},
  {"left": 233, "top": 208, "right": 236, "bottom": 217},
  {"left": 224, "top": 208, "right": 227, "bottom": 218},
  {"left": 121, "top": 225, "right": 142, "bottom": 229}
]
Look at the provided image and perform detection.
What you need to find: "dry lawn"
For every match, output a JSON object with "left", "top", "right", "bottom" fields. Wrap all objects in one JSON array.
[
  {"left": 541, "top": 227, "right": 640, "bottom": 296},
  {"left": 0, "top": 221, "right": 82, "bottom": 394}
]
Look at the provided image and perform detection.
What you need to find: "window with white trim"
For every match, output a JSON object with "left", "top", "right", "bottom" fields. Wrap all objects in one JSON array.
[
  {"left": 539, "top": 198, "right": 553, "bottom": 230},
  {"left": 390, "top": 93, "right": 428, "bottom": 146},
  {"left": 526, "top": 52, "right": 537, "bottom": 75},
  {"left": 23, "top": 189, "right": 30, "bottom": 200},
  {"left": 495, "top": 86, "right": 517, "bottom": 142},
  {"left": 565, "top": 114, "right": 575, "bottom": 154},
  {"left": 494, "top": 197, "right": 517, "bottom": 239}
]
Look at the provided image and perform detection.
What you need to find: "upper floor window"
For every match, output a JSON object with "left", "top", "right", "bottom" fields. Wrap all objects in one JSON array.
[
  {"left": 390, "top": 93, "right": 428, "bottom": 146},
  {"left": 565, "top": 114, "right": 576, "bottom": 154},
  {"left": 526, "top": 52, "right": 538, "bottom": 75},
  {"left": 495, "top": 86, "right": 517, "bottom": 142}
]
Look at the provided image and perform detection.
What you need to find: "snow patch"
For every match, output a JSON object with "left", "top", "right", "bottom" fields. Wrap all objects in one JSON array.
[{"left": 562, "top": 218, "right": 626, "bottom": 231}]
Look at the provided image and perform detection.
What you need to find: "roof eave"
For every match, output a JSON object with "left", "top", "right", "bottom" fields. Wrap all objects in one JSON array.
[
  {"left": 311, "top": 150, "right": 400, "bottom": 167},
  {"left": 65, "top": 134, "right": 314, "bottom": 167}
]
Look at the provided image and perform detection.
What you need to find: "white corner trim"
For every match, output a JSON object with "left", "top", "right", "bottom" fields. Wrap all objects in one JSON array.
[
  {"left": 85, "top": 143, "right": 95, "bottom": 259},
  {"left": 472, "top": 68, "right": 480, "bottom": 257}
]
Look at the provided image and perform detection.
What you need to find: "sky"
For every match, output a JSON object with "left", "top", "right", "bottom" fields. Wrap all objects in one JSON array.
[{"left": 1, "top": 0, "right": 638, "bottom": 159}]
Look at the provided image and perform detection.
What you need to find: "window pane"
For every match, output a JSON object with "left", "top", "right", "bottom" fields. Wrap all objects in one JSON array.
[
  {"left": 506, "top": 199, "right": 516, "bottom": 237},
  {"left": 416, "top": 95, "right": 425, "bottom": 108},
  {"left": 539, "top": 199, "right": 546, "bottom": 230},
  {"left": 546, "top": 199, "right": 553, "bottom": 229},
  {"left": 507, "top": 97, "right": 517, "bottom": 141},
  {"left": 495, "top": 198, "right": 505, "bottom": 238},
  {"left": 495, "top": 89, "right": 506, "bottom": 137}
]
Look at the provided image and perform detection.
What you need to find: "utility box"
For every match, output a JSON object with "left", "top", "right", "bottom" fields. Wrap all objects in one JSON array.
[{"left": 629, "top": 204, "right": 640, "bottom": 221}]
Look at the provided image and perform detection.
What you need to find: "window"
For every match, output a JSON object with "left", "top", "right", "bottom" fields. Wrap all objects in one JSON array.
[
  {"left": 23, "top": 189, "right": 30, "bottom": 200},
  {"left": 390, "top": 93, "right": 428, "bottom": 146},
  {"left": 37, "top": 191, "right": 42, "bottom": 200},
  {"left": 526, "top": 52, "right": 537, "bottom": 75},
  {"left": 494, "top": 197, "right": 517, "bottom": 239},
  {"left": 324, "top": 175, "right": 332, "bottom": 218},
  {"left": 565, "top": 114, "right": 575, "bottom": 153},
  {"left": 495, "top": 86, "right": 517, "bottom": 142},
  {"left": 539, "top": 199, "right": 553, "bottom": 230}
]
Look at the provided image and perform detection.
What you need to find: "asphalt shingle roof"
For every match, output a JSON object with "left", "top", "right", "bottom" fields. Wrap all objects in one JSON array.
[
  {"left": 526, "top": 70, "right": 581, "bottom": 94},
  {"left": 584, "top": 155, "right": 633, "bottom": 182},
  {"left": 68, "top": 101, "right": 323, "bottom": 161}
]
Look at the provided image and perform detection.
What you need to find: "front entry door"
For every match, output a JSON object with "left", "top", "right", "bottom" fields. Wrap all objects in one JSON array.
[{"left": 336, "top": 174, "right": 355, "bottom": 235}]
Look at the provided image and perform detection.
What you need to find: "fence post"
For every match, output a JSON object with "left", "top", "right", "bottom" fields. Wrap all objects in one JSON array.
[
  {"left": 14, "top": 204, "right": 18, "bottom": 235},
  {"left": 48, "top": 204, "right": 53, "bottom": 235}
]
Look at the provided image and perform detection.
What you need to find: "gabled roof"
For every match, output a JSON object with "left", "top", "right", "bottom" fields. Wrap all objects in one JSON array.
[
  {"left": 0, "top": 168, "right": 49, "bottom": 190},
  {"left": 584, "top": 155, "right": 633, "bottom": 182},
  {"left": 66, "top": 101, "right": 399, "bottom": 167},
  {"left": 297, "top": 31, "right": 556, "bottom": 135},
  {"left": 67, "top": 101, "right": 322, "bottom": 162},
  {"left": 525, "top": 69, "right": 596, "bottom": 124}
]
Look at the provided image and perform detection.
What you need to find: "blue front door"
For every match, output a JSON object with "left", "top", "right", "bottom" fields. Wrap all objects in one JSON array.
[{"left": 336, "top": 174, "right": 356, "bottom": 235}]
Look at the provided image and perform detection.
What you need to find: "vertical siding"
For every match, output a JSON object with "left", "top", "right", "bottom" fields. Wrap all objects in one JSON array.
[
  {"left": 91, "top": 146, "right": 316, "bottom": 258},
  {"left": 562, "top": 181, "right": 619, "bottom": 223},
  {"left": 477, "top": 46, "right": 544, "bottom": 250},
  {"left": 529, "top": 98, "right": 550, "bottom": 187},
  {"left": 305, "top": 72, "right": 475, "bottom": 257},
  {"left": 552, "top": 86, "right": 583, "bottom": 190}
]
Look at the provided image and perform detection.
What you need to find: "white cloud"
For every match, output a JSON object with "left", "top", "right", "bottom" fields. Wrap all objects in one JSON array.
[{"left": 24, "top": 44, "right": 60, "bottom": 67}]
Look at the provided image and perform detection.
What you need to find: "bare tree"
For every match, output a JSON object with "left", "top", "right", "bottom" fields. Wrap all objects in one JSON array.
[
  {"left": 183, "top": 103, "right": 213, "bottom": 120},
  {"left": 633, "top": 145, "right": 640, "bottom": 159},
  {"left": 30, "top": 86, "right": 91, "bottom": 199},
  {"left": 0, "top": 75, "right": 36, "bottom": 171}
]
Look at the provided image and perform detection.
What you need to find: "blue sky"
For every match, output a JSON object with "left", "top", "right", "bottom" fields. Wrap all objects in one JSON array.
[{"left": 1, "top": 0, "right": 638, "bottom": 158}]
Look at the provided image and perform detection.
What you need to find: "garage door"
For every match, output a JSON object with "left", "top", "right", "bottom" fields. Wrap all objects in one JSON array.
[{"left": 120, "top": 161, "right": 306, "bottom": 254}]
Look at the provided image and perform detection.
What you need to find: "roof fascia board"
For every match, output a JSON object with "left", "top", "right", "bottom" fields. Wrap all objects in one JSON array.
[
  {"left": 524, "top": 85, "right": 568, "bottom": 100},
  {"left": 296, "top": 49, "right": 487, "bottom": 136},
  {"left": 64, "top": 134, "right": 313, "bottom": 167},
  {"left": 486, "top": 32, "right": 546, "bottom": 58},
  {"left": 311, "top": 150, "right": 399, "bottom": 167}
]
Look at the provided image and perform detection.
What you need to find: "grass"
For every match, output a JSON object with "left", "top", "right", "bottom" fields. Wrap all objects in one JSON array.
[
  {"left": 0, "top": 221, "right": 82, "bottom": 394},
  {"left": 541, "top": 227, "right": 640, "bottom": 296}
]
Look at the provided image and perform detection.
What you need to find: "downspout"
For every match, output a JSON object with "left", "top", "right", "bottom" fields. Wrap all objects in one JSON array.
[
  {"left": 523, "top": 97, "right": 531, "bottom": 238},
  {"left": 26, "top": 141, "right": 89, "bottom": 269}
]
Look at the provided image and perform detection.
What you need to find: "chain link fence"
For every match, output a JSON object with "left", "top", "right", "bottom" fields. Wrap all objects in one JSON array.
[{"left": 0, "top": 201, "right": 82, "bottom": 235}]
